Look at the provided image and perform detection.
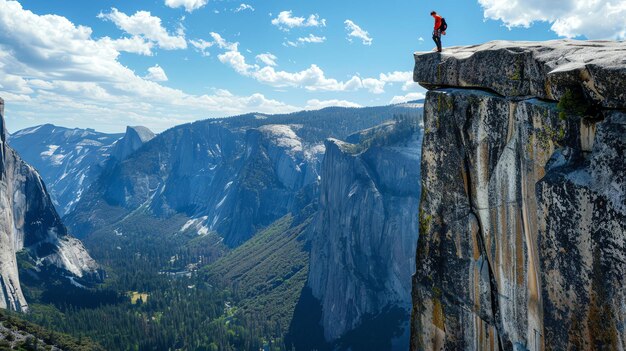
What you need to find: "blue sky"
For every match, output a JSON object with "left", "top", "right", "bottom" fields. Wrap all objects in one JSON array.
[{"left": 1, "top": 0, "right": 624, "bottom": 133}]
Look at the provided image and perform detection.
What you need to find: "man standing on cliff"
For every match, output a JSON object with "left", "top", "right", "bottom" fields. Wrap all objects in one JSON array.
[{"left": 431, "top": 11, "right": 445, "bottom": 52}]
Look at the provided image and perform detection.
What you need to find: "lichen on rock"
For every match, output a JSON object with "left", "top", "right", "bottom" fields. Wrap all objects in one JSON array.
[{"left": 410, "top": 40, "right": 626, "bottom": 351}]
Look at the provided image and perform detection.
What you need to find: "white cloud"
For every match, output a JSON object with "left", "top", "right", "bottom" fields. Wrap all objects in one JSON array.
[
  {"left": 344, "top": 20, "right": 373, "bottom": 45},
  {"left": 256, "top": 53, "right": 278, "bottom": 67},
  {"left": 305, "top": 99, "right": 361, "bottom": 110},
  {"left": 235, "top": 4, "right": 255, "bottom": 13},
  {"left": 0, "top": 0, "right": 298, "bottom": 132},
  {"left": 100, "top": 36, "right": 154, "bottom": 56},
  {"left": 208, "top": 32, "right": 239, "bottom": 51},
  {"left": 218, "top": 50, "right": 257, "bottom": 75},
  {"left": 478, "top": 0, "right": 626, "bottom": 39},
  {"left": 389, "top": 92, "right": 426, "bottom": 105},
  {"left": 145, "top": 64, "right": 168, "bottom": 82},
  {"left": 198, "top": 33, "right": 412, "bottom": 94},
  {"left": 361, "top": 78, "right": 385, "bottom": 94},
  {"left": 164, "top": 0, "right": 208, "bottom": 12},
  {"left": 189, "top": 39, "right": 213, "bottom": 56},
  {"left": 300, "top": 34, "right": 326, "bottom": 43},
  {"left": 271, "top": 11, "right": 326, "bottom": 31},
  {"left": 252, "top": 65, "right": 363, "bottom": 91},
  {"left": 284, "top": 34, "right": 326, "bottom": 47},
  {"left": 98, "top": 8, "right": 187, "bottom": 50},
  {"left": 299, "top": 34, "right": 326, "bottom": 44}
]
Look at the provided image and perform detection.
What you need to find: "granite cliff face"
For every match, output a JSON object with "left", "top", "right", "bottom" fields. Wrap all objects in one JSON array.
[
  {"left": 410, "top": 41, "right": 625, "bottom": 350},
  {"left": 306, "top": 117, "right": 422, "bottom": 349},
  {"left": 0, "top": 98, "right": 100, "bottom": 311},
  {"left": 110, "top": 126, "right": 155, "bottom": 162}
]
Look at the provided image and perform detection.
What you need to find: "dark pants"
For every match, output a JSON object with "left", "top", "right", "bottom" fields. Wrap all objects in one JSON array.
[{"left": 432, "top": 29, "right": 442, "bottom": 52}]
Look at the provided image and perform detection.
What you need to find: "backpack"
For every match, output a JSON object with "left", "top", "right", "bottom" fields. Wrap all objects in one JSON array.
[{"left": 441, "top": 17, "right": 448, "bottom": 31}]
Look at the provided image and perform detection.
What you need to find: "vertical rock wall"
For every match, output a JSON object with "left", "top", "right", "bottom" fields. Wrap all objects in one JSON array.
[
  {"left": 308, "top": 118, "right": 422, "bottom": 348},
  {"left": 0, "top": 97, "right": 100, "bottom": 311},
  {"left": 410, "top": 41, "right": 625, "bottom": 350}
]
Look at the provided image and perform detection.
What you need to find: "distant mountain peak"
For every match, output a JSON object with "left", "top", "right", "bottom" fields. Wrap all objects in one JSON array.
[
  {"left": 127, "top": 125, "right": 155, "bottom": 143},
  {"left": 111, "top": 125, "right": 155, "bottom": 161}
]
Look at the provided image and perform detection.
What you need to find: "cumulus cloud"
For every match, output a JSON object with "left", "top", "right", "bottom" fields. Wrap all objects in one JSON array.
[
  {"left": 164, "top": 0, "right": 208, "bottom": 12},
  {"left": 271, "top": 11, "right": 326, "bottom": 31},
  {"left": 98, "top": 8, "right": 187, "bottom": 50},
  {"left": 0, "top": 0, "right": 298, "bottom": 132},
  {"left": 478, "top": 0, "right": 626, "bottom": 39},
  {"left": 189, "top": 39, "right": 213, "bottom": 56},
  {"left": 256, "top": 53, "right": 278, "bottom": 67},
  {"left": 198, "top": 33, "right": 413, "bottom": 95},
  {"left": 285, "top": 34, "right": 327, "bottom": 47},
  {"left": 389, "top": 92, "right": 426, "bottom": 105},
  {"left": 345, "top": 20, "right": 373, "bottom": 45},
  {"left": 305, "top": 99, "right": 361, "bottom": 110},
  {"left": 144, "top": 64, "right": 168, "bottom": 81},
  {"left": 99, "top": 36, "right": 154, "bottom": 56},
  {"left": 235, "top": 4, "right": 254, "bottom": 13}
]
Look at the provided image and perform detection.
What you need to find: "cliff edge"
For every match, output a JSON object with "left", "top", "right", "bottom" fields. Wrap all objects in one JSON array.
[
  {"left": 0, "top": 98, "right": 101, "bottom": 311},
  {"left": 410, "top": 40, "right": 625, "bottom": 350}
]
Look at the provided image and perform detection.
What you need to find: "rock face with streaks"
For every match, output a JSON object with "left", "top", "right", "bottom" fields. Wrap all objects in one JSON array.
[
  {"left": 307, "top": 117, "right": 422, "bottom": 349},
  {"left": 410, "top": 40, "right": 625, "bottom": 351},
  {"left": 0, "top": 98, "right": 100, "bottom": 311}
]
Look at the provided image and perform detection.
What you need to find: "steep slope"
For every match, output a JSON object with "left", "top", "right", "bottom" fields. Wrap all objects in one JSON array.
[
  {"left": 205, "top": 213, "right": 312, "bottom": 341},
  {"left": 0, "top": 98, "right": 100, "bottom": 312},
  {"left": 65, "top": 105, "right": 421, "bottom": 246},
  {"left": 410, "top": 40, "right": 625, "bottom": 350},
  {"left": 9, "top": 125, "right": 122, "bottom": 215},
  {"left": 296, "top": 116, "right": 423, "bottom": 350}
]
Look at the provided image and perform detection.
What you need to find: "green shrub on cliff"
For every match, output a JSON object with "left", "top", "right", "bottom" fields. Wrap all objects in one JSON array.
[{"left": 557, "top": 89, "right": 592, "bottom": 120}]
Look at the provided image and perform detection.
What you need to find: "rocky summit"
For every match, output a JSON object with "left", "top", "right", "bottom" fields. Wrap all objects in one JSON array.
[{"left": 410, "top": 40, "right": 625, "bottom": 350}]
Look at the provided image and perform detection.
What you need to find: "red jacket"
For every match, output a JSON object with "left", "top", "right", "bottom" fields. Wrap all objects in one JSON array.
[{"left": 433, "top": 15, "right": 442, "bottom": 30}]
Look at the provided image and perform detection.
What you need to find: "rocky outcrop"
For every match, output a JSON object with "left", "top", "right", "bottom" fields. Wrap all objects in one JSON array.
[
  {"left": 10, "top": 124, "right": 122, "bottom": 215},
  {"left": 0, "top": 98, "right": 100, "bottom": 311},
  {"left": 413, "top": 40, "right": 626, "bottom": 109},
  {"left": 308, "top": 117, "right": 422, "bottom": 349},
  {"left": 216, "top": 124, "right": 323, "bottom": 246},
  {"left": 411, "top": 40, "right": 625, "bottom": 350},
  {"left": 110, "top": 126, "right": 155, "bottom": 161}
]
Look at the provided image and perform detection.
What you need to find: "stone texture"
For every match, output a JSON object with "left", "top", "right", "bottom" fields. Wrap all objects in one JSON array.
[
  {"left": 0, "top": 98, "right": 100, "bottom": 311},
  {"left": 414, "top": 40, "right": 626, "bottom": 109},
  {"left": 411, "top": 41, "right": 626, "bottom": 351},
  {"left": 309, "top": 119, "right": 422, "bottom": 346}
]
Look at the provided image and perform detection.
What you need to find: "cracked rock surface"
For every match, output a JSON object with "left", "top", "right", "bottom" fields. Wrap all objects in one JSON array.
[{"left": 410, "top": 41, "right": 625, "bottom": 351}]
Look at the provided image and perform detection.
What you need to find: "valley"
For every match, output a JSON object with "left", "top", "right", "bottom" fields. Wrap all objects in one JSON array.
[{"left": 7, "top": 102, "right": 424, "bottom": 350}]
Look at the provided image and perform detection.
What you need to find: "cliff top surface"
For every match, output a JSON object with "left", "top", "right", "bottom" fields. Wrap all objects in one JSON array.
[
  {"left": 413, "top": 39, "right": 626, "bottom": 108},
  {"left": 126, "top": 126, "right": 155, "bottom": 142}
]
